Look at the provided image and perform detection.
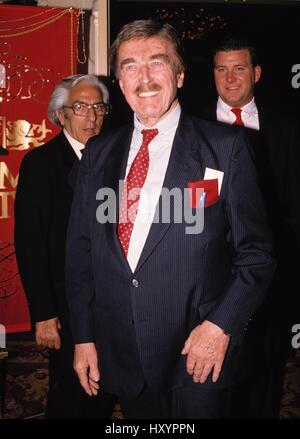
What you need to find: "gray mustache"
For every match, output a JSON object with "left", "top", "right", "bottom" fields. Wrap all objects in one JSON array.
[{"left": 135, "top": 84, "right": 161, "bottom": 94}]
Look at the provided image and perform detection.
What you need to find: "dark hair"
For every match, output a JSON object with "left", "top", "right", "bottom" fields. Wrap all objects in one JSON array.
[
  {"left": 213, "top": 36, "right": 259, "bottom": 67},
  {"left": 110, "top": 19, "right": 185, "bottom": 78}
]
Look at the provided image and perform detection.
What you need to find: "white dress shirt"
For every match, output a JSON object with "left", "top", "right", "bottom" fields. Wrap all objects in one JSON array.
[
  {"left": 216, "top": 97, "right": 260, "bottom": 130},
  {"left": 63, "top": 128, "right": 84, "bottom": 159},
  {"left": 126, "top": 104, "right": 181, "bottom": 272}
]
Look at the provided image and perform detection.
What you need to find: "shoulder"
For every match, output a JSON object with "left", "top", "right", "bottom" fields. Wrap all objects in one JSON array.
[
  {"left": 257, "top": 99, "right": 299, "bottom": 129},
  {"left": 88, "top": 124, "right": 132, "bottom": 147},
  {"left": 183, "top": 112, "right": 242, "bottom": 143},
  {"left": 85, "top": 123, "right": 132, "bottom": 161},
  {"left": 20, "top": 133, "right": 63, "bottom": 164},
  {"left": 181, "top": 113, "right": 254, "bottom": 167},
  {"left": 19, "top": 133, "right": 65, "bottom": 176}
]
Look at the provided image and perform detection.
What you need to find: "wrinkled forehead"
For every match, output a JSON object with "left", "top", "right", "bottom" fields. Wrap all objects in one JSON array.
[
  {"left": 119, "top": 36, "right": 178, "bottom": 61},
  {"left": 68, "top": 82, "right": 103, "bottom": 103}
]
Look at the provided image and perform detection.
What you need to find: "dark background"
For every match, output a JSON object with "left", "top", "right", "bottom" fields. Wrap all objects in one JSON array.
[{"left": 109, "top": 0, "right": 300, "bottom": 126}]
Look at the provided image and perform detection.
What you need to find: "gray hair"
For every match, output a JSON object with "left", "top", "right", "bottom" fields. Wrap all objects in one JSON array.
[
  {"left": 110, "top": 19, "right": 185, "bottom": 79},
  {"left": 48, "top": 74, "right": 109, "bottom": 127}
]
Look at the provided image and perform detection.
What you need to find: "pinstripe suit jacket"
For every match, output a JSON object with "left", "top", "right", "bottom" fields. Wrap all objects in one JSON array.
[
  {"left": 199, "top": 100, "right": 300, "bottom": 249},
  {"left": 66, "top": 112, "right": 275, "bottom": 397},
  {"left": 199, "top": 100, "right": 300, "bottom": 365}
]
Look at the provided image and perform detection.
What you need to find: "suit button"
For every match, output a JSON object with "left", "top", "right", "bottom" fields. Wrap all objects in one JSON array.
[{"left": 132, "top": 278, "right": 139, "bottom": 288}]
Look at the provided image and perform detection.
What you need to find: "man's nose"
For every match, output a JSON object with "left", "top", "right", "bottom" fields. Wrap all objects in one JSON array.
[
  {"left": 139, "top": 64, "right": 151, "bottom": 83},
  {"left": 86, "top": 107, "right": 97, "bottom": 120},
  {"left": 226, "top": 70, "right": 236, "bottom": 83}
]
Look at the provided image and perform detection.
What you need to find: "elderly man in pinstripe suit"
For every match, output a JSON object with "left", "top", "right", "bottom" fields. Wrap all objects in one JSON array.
[{"left": 66, "top": 20, "right": 275, "bottom": 419}]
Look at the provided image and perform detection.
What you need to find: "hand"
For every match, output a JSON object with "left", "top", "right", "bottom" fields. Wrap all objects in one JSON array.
[
  {"left": 35, "top": 317, "right": 61, "bottom": 350},
  {"left": 74, "top": 343, "right": 100, "bottom": 396},
  {"left": 181, "top": 320, "right": 230, "bottom": 384}
]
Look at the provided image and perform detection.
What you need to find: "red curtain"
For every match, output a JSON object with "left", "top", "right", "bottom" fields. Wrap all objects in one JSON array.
[{"left": 0, "top": 5, "right": 78, "bottom": 333}]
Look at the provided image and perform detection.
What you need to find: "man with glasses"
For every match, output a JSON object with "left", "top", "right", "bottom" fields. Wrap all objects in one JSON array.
[{"left": 14, "top": 74, "right": 116, "bottom": 418}]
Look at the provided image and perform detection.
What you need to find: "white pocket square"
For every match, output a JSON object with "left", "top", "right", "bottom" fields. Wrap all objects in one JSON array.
[{"left": 204, "top": 168, "right": 224, "bottom": 195}]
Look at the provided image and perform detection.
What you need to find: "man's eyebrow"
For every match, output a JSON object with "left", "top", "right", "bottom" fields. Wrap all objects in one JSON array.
[
  {"left": 149, "top": 53, "right": 170, "bottom": 63},
  {"left": 120, "top": 53, "right": 171, "bottom": 68},
  {"left": 120, "top": 58, "right": 136, "bottom": 68},
  {"left": 214, "top": 63, "right": 247, "bottom": 68},
  {"left": 72, "top": 100, "right": 103, "bottom": 104}
]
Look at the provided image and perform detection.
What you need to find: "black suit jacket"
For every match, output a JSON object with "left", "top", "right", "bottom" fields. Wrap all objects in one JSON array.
[
  {"left": 66, "top": 112, "right": 275, "bottom": 396},
  {"left": 14, "top": 131, "right": 78, "bottom": 326}
]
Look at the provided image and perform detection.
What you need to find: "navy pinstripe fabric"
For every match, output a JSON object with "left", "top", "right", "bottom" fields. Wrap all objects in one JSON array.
[{"left": 66, "top": 112, "right": 275, "bottom": 397}]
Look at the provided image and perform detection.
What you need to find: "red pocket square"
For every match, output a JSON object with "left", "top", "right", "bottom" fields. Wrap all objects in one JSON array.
[{"left": 187, "top": 179, "right": 219, "bottom": 208}]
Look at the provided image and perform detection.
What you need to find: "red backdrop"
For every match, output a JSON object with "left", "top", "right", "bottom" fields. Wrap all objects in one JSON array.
[{"left": 0, "top": 5, "right": 78, "bottom": 333}]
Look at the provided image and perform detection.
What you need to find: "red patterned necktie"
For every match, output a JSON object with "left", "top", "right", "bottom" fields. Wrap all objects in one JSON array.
[
  {"left": 231, "top": 107, "right": 244, "bottom": 126},
  {"left": 118, "top": 128, "right": 158, "bottom": 256}
]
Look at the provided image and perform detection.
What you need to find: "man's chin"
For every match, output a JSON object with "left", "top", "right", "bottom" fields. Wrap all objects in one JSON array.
[
  {"left": 136, "top": 108, "right": 161, "bottom": 120},
  {"left": 84, "top": 130, "right": 96, "bottom": 141},
  {"left": 81, "top": 136, "right": 92, "bottom": 144},
  {"left": 223, "top": 94, "right": 243, "bottom": 107}
]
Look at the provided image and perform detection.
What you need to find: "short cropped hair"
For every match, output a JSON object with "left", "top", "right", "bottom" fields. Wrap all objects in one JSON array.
[
  {"left": 48, "top": 74, "right": 109, "bottom": 127},
  {"left": 213, "top": 36, "right": 259, "bottom": 67},
  {"left": 110, "top": 19, "right": 185, "bottom": 78}
]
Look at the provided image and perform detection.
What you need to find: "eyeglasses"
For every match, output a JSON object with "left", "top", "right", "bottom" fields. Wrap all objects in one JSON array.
[{"left": 63, "top": 102, "right": 109, "bottom": 117}]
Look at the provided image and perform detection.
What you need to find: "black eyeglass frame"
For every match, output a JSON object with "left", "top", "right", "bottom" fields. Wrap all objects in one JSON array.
[{"left": 63, "top": 101, "right": 110, "bottom": 116}]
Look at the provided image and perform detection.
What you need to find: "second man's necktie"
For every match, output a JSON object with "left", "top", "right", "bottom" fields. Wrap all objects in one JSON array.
[{"left": 231, "top": 107, "right": 244, "bottom": 126}]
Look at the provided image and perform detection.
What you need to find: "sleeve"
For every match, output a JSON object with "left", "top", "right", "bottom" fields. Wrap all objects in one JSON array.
[
  {"left": 207, "top": 130, "right": 276, "bottom": 342},
  {"left": 14, "top": 151, "right": 57, "bottom": 323}
]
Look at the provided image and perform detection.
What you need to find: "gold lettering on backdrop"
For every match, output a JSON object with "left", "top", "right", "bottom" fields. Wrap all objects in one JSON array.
[
  {"left": 0, "top": 162, "right": 18, "bottom": 189},
  {"left": 0, "top": 191, "right": 15, "bottom": 219},
  {"left": 0, "top": 162, "right": 17, "bottom": 219},
  {"left": 6, "top": 119, "right": 52, "bottom": 150}
]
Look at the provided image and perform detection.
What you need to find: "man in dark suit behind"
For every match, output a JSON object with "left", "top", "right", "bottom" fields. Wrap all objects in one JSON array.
[
  {"left": 201, "top": 36, "right": 300, "bottom": 418},
  {"left": 65, "top": 20, "right": 275, "bottom": 419},
  {"left": 14, "top": 74, "right": 116, "bottom": 418}
]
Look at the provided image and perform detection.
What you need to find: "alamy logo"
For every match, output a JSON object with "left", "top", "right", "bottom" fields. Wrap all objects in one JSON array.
[
  {"left": 0, "top": 324, "right": 6, "bottom": 348},
  {"left": 95, "top": 182, "right": 205, "bottom": 235},
  {"left": 291, "top": 324, "right": 300, "bottom": 349},
  {"left": 291, "top": 64, "right": 300, "bottom": 89}
]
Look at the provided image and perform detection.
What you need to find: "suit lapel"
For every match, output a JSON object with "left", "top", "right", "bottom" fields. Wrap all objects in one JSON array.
[
  {"left": 135, "top": 113, "right": 204, "bottom": 272},
  {"left": 55, "top": 131, "right": 79, "bottom": 190},
  {"left": 103, "top": 125, "right": 134, "bottom": 272}
]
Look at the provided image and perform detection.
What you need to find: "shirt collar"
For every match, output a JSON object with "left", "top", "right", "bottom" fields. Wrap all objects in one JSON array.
[
  {"left": 63, "top": 128, "right": 84, "bottom": 159},
  {"left": 218, "top": 96, "right": 258, "bottom": 115},
  {"left": 133, "top": 103, "right": 181, "bottom": 135}
]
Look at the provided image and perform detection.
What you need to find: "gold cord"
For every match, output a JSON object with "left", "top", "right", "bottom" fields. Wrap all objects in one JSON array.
[{"left": 0, "top": 8, "right": 70, "bottom": 38}]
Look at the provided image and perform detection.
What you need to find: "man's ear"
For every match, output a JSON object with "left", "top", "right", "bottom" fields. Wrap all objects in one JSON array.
[
  {"left": 119, "top": 79, "right": 125, "bottom": 95},
  {"left": 177, "top": 71, "right": 185, "bottom": 89},
  {"left": 56, "top": 109, "right": 65, "bottom": 127},
  {"left": 254, "top": 65, "right": 262, "bottom": 84}
]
